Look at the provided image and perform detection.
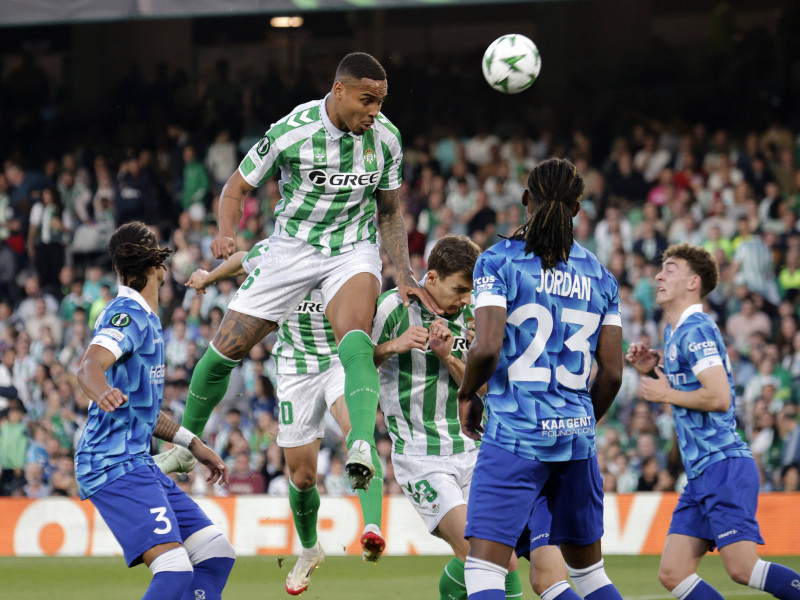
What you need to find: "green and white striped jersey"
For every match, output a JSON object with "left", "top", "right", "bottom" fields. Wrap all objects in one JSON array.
[
  {"left": 239, "top": 95, "right": 403, "bottom": 257},
  {"left": 372, "top": 289, "right": 478, "bottom": 456},
  {"left": 241, "top": 241, "right": 338, "bottom": 375}
]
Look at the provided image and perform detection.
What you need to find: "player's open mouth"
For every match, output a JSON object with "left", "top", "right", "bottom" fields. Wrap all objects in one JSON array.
[{"left": 362, "top": 122, "right": 373, "bottom": 130}]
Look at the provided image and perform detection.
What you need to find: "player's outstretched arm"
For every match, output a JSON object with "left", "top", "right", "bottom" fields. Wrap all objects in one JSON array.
[
  {"left": 185, "top": 251, "right": 247, "bottom": 294},
  {"left": 376, "top": 188, "right": 442, "bottom": 315},
  {"left": 77, "top": 345, "right": 128, "bottom": 411},
  {"left": 213, "top": 170, "right": 255, "bottom": 259},
  {"left": 591, "top": 324, "right": 623, "bottom": 421},
  {"left": 153, "top": 412, "right": 229, "bottom": 485}
]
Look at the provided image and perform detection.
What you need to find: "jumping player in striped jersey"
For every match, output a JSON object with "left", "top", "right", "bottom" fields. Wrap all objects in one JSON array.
[
  {"left": 176, "top": 51, "right": 440, "bottom": 494},
  {"left": 158, "top": 239, "right": 385, "bottom": 595},
  {"left": 627, "top": 243, "right": 800, "bottom": 600},
  {"left": 75, "top": 222, "right": 235, "bottom": 600},
  {"left": 373, "top": 234, "right": 569, "bottom": 600},
  {"left": 458, "top": 159, "right": 625, "bottom": 600}
]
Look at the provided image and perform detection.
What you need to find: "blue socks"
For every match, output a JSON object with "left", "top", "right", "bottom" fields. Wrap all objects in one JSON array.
[{"left": 750, "top": 559, "right": 800, "bottom": 600}]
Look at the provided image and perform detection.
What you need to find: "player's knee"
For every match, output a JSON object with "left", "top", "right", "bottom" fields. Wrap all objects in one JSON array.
[
  {"left": 657, "top": 563, "right": 683, "bottom": 591},
  {"left": 184, "top": 525, "right": 236, "bottom": 565},
  {"left": 289, "top": 468, "right": 317, "bottom": 490},
  {"left": 726, "top": 563, "right": 752, "bottom": 586}
]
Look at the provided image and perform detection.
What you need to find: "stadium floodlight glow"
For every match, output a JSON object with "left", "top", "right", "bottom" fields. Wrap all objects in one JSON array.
[{"left": 270, "top": 16, "right": 303, "bottom": 28}]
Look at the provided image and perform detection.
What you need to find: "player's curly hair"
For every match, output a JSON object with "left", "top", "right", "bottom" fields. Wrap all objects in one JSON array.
[
  {"left": 427, "top": 234, "right": 482, "bottom": 280},
  {"left": 512, "top": 157, "right": 584, "bottom": 271},
  {"left": 661, "top": 242, "right": 719, "bottom": 298},
  {"left": 108, "top": 221, "right": 172, "bottom": 292},
  {"left": 336, "top": 52, "right": 386, "bottom": 82}
]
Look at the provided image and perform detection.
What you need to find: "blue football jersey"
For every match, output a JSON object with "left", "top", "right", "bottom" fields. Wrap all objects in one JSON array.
[
  {"left": 662, "top": 304, "right": 751, "bottom": 479},
  {"left": 473, "top": 239, "right": 621, "bottom": 462},
  {"left": 75, "top": 286, "right": 165, "bottom": 499}
]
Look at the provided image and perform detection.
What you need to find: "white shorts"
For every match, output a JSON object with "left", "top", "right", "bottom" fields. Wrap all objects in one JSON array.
[
  {"left": 392, "top": 448, "right": 479, "bottom": 532},
  {"left": 227, "top": 234, "right": 382, "bottom": 326},
  {"left": 276, "top": 360, "right": 345, "bottom": 448}
]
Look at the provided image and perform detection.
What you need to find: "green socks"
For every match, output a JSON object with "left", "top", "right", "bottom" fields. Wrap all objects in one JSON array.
[
  {"left": 338, "top": 330, "right": 380, "bottom": 449},
  {"left": 357, "top": 446, "right": 383, "bottom": 526},
  {"left": 182, "top": 343, "right": 239, "bottom": 436},
  {"left": 289, "top": 481, "right": 321, "bottom": 549},
  {"left": 505, "top": 569, "right": 522, "bottom": 598},
  {"left": 439, "top": 557, "right": 467, "bottom": 600}
]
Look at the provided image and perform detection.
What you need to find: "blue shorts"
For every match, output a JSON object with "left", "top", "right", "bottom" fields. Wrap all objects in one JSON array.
[
  {"left": 89, "top": 464, "right": 213, "bottom": 566},
  {"left": 669, "top": 457, "right": 763, "bottom": 550},
  {"left": 466, "top": 441, "right": 604, "bottom": 548},
  {"left": 515, "top": 494, "right": 554, "bottom": 560}
]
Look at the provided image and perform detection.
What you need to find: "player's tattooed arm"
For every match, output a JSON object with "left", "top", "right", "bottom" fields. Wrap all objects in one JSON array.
[
  {"left": 211, "top": 309, "right": 277, "bottom": 361},
  {"left": 153, "top": 412, "right": 230, "bottom": 485},
  {"left": 153, "top": 411, "right": 182, "bottom": 443},
  {"left": 376, "top": 188, "right": 442, "bottom": 314}
]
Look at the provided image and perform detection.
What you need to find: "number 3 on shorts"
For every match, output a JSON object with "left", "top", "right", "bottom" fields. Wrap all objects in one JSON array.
[
  {"left": 150, "top": 506, "right": 173, "bottom": 534},
  {"left": 406, "top": 479, "right": 438, "bottom": 504},
  {"left": 280, "top": 401, "right": 294, "bottom": 425}
]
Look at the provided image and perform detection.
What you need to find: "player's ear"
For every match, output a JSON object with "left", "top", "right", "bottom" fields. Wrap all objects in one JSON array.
[
  {"left": 571, "top": 200, "right": 581, "bottom": 217},
  {"left": 521, "top": 189, "right": 530, "bottom": 207},
  {"left": 426, "top": 270, "right": 438, "bottom": 286}
]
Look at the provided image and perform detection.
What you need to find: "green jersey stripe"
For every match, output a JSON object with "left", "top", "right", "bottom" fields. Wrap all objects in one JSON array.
[{"left": 422, "top": 353, "right": 441, "bottom": 455}]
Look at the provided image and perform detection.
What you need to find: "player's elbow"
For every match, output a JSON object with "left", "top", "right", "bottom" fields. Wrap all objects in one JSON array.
[{"left": 710, "top": 393, "right": 731, "bottom": 413}]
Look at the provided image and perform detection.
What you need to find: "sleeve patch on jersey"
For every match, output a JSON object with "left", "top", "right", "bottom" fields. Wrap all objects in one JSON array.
[
  {"left": 110, "top": 313, "right": 131, "bottom": 327},
  {"left": 256, "top": 135, "right": 271, "bottom": 157},
  {"left": 98, "top": 328, "right": 125, "bottom": 342},
  {"left": 474, "top": 275, "right": 496, "bottom": 294}
]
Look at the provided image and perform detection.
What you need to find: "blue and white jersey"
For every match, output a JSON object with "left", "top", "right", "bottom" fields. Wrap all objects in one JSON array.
[
  {"left": 75, "top": 286, "right": 165, "bottom": 499},
  {"left": 663, "top": 304, "right": 751, "bottom": 479},
  {"left": 474, "top": 239, "right": 621, "bottom": 462}
]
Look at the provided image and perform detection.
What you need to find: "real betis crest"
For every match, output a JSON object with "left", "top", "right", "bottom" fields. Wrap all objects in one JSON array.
[{"left": 364, "top": 148, "right": 375, "bottom": 165}]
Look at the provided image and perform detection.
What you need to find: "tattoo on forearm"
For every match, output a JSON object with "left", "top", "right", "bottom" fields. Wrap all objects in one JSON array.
[
  {"left": 153, "top": 411, "right": 180, "bottom": 442},
  {"left": 213, "top": 310, "right": 277, "bottom": 360},
  {"left": 377, "top": 189, "right": 413, "bottom": 280}
]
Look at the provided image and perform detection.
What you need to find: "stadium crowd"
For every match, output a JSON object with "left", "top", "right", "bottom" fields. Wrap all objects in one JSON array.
[{"left": 2, "top": 57, "right": 800, "bottom": 501}]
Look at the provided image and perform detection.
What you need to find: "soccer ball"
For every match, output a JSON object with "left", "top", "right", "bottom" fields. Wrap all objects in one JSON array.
[{"left": 482, "top": 34, "right": 541, "bottom": 94}]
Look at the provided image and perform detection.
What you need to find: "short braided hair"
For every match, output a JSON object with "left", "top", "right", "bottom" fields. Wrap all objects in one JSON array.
[
  {"left": 512, "top": 158, "right": 584, "bottom": 270},
  {"left": 108, "top": 221, "right": 172, "bottom": 292}
]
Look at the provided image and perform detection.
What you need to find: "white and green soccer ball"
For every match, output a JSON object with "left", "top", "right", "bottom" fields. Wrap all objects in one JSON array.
[{"left": 482, "top": 34, "right": 541, "bottom": 94}]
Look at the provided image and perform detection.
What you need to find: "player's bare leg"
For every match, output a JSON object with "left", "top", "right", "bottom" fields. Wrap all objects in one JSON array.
[
  {"left": 330, "top": 396, "right": 385, "bottom": 562},
  {"left": 284, "top": 441, "right": 326, "bottom": 595},
  {"left": 327, "top": 273, "right": 381, "bottom": 490},
  {"left": 657, "top": 534, "right": 710, "bottom": 590},
  {"left": 721, "top": 538, "right": 800, "bottom": 599},
  {"left": 526, "top": 545, "right": 580, "bottom": 600}
]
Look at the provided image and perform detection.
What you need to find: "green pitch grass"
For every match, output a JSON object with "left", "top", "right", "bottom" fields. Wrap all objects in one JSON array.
[{"left": 2, "top": 555, "right": 799, "bottom": 599}]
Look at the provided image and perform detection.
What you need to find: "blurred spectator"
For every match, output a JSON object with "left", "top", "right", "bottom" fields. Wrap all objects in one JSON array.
[
  {"left": 227, "top": 452, "right": 266, "bottom": 494},
  {"left": 0, "top": 402, "right": 28, "bottom": 495}
]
